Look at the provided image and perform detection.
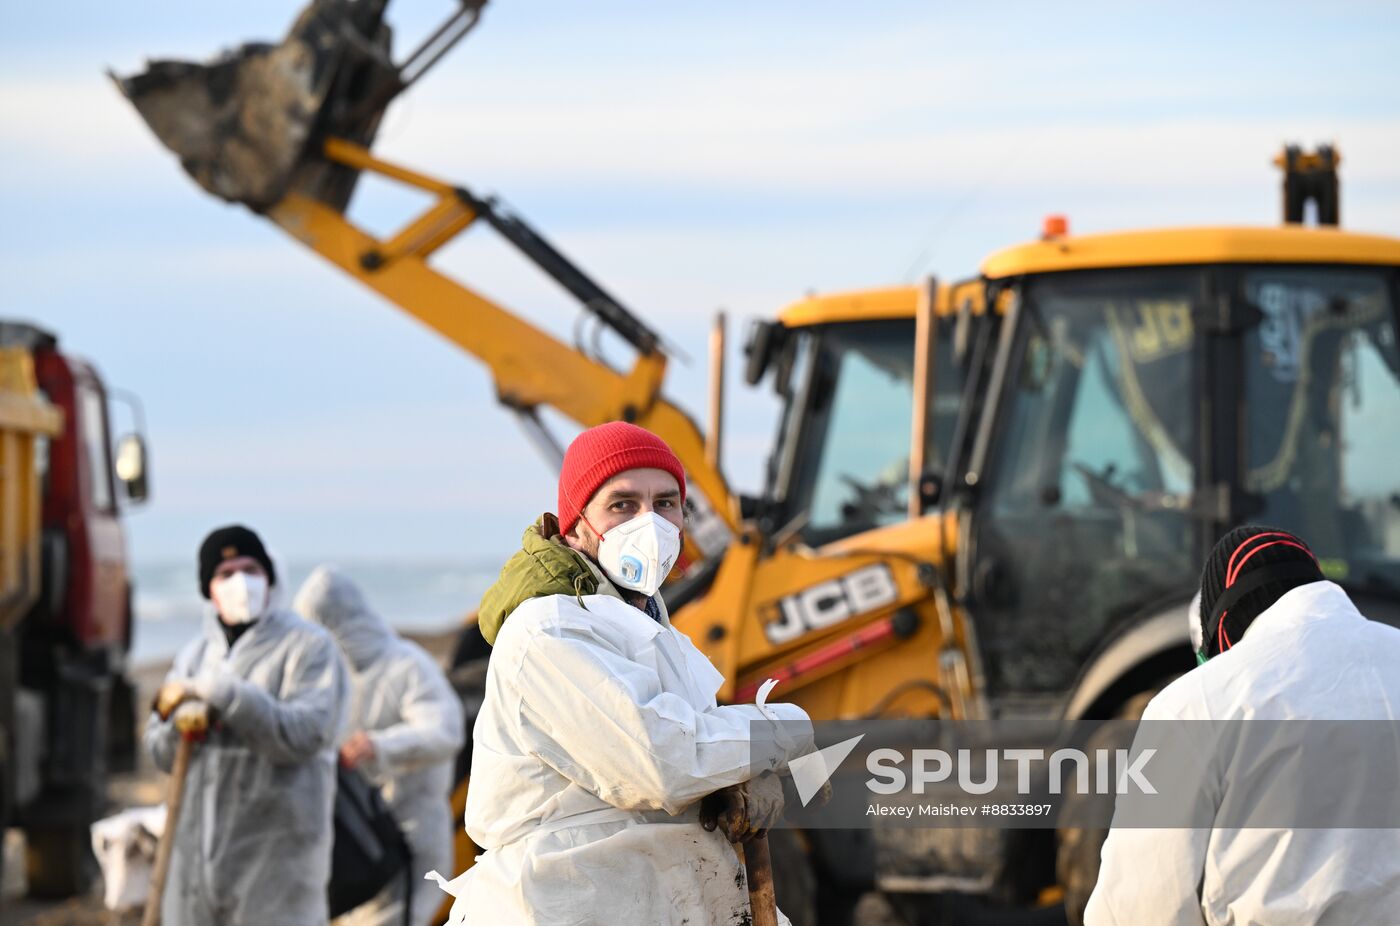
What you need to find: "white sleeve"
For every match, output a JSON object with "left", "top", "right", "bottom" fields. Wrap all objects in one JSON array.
[
  {"left": 512, "top": 624, "right": 812, "bottom": 816},
  {"left": 199, "top": 631, "right": 349, "bottom": 764},
  {"left": 1085, "top": 826, "right": 1211, "bottom": 926},
  {"left": 1084, "top": 691, "right": 1215, "bottom": 926},
  {"left": 367, "top": 648, "right": 465, "bottom": 774}
]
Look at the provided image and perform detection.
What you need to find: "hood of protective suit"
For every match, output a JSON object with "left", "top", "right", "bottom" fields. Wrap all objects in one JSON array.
[
  {"left": 294, "top": 566, "right": 395, "bottom": 671},
  {"left": 478, "top": 514, "right": 623, "bottom": 646}
]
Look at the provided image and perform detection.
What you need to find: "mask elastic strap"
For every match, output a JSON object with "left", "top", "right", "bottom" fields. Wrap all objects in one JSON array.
[
  {"left": 1207, "top": 562, "right": 1321, "bottom": 654},
  {"left": 562, "top": 471, "right": 612, "bottom": 543}
]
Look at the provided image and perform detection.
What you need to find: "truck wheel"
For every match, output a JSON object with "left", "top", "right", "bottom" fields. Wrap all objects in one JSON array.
[
  {"left": 25, "top": 824, "right": 96, "bottom": 899},
  {"left": 1056, "top": 690, "right": 1158, "bottom": 926}
]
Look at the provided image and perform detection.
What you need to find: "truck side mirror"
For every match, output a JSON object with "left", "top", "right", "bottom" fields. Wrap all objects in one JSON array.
[{"left": 115, "top": 433, "right": 150, "bottom": 504}]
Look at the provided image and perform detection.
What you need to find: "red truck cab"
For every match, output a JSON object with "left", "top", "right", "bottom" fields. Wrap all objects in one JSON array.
[
  {"left": 0, "top": 321, "right": 149, "bottom": 898},
  {"left": 33, "top": 346, "right": 137, "bottom": 653}
]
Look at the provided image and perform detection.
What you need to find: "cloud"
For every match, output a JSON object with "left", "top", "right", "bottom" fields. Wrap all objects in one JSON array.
[
  {"left": 6, "top": 0, "right": 1399, "bottom": 562},
  {"left": 0, "top": 75, "right": 176, "bottom": 176},
  {"left": 7, "top": 8, "right": 1399, "bottom": 205},
  {"left": 385, "top": 102, "right": 1400, "bottom": 202}
]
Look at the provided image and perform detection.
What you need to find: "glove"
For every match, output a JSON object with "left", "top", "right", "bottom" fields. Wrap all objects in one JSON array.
[
  {"left": 154, "top": 681, "right": 196, "bottom": 721},
  {"left": 173, "top": 701, "right": 212, "bottom": 738},
  {"left": 700, "top": 771, "right": 785, "bottom": 843}
]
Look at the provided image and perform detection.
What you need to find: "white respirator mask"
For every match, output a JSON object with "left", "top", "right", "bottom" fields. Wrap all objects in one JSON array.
[
  {"left": 212, "top": 572, "right": 269, "bottom": 625},
  {"left": 595, "top": 512, "right": 682, "bottom": 598}
]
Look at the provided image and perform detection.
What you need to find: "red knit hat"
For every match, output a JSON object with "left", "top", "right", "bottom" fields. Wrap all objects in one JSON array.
[{"left": 558, "top": 422, "right": 687, "bottom": 535}]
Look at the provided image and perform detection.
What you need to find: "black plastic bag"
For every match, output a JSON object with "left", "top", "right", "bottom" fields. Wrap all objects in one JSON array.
[{"left": 329, "top": 764, "right": 411, "bottom": 920}]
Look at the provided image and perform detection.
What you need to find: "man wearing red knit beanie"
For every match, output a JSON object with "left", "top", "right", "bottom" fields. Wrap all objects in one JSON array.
[{"left": 433, "top": 422, "right": 815, "bottom": 926}]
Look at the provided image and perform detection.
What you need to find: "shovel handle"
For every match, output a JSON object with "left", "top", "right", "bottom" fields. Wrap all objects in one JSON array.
[
  {"left": 142, "top": 734, "right": 196, "bottom": 926},
  {"left": 743, "top": 834, "right": 780, "bottom": 926}
]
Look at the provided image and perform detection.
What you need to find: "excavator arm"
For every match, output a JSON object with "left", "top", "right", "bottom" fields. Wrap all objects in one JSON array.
[
  {"left": 116, "top": 0, "right": 737, "bottom": 554},
  {"left": 270, "top": 139, "right": 737, "bottom": 535}
]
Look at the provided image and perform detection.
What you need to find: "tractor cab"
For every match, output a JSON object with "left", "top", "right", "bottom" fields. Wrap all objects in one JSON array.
[
  {"left": 746, "top": 288, "right": 928, "bottom": 547},
  {"left": 951, "top": 228, "right": 1400, "bottom": 701},
  {"left": 747, "top": 217, "right": 1400, "bottom": 710}
]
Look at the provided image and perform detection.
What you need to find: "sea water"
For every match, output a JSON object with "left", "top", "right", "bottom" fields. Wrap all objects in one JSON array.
[{"left": 130, "top": 558, "right": 502, "bottom": 666}]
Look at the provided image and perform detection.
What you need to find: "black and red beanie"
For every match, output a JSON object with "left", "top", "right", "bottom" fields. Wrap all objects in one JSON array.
[{"left": 1198, "top": 525, "right": 1323, "bottom": 658}]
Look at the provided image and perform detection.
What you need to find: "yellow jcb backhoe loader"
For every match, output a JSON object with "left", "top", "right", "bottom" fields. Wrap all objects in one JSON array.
[{"left": 119, "top": 3, "right": 1400, "bottom": 921}]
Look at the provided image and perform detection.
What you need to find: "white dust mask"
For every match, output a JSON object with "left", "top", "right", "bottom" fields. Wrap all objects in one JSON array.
[
  {"left": 596, "top": 512, "right": 681, "bottom": 598},
  {"left": 213, "top": 572, "right": 269, "bottom": 625}
]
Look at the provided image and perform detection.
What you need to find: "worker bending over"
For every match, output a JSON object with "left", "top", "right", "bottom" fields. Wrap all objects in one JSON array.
[
  {"left": 434, "top": 422, "right": 814, "bottom": 925},
  {"left": 1087, "top": 525, "right": 1400, "bottom": 925}
]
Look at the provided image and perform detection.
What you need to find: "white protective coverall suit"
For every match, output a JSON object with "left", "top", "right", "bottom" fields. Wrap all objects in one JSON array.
[
  {"left": 144, "top": 604, "right": 349, "bottom": 926},
  {"left": 295, "top": 566, "right": 465, "bottom": 926},
  {"left": 1086, "top": 581, "right": 1400, "bottom": 925},
  {"left": 435, "top": 589, "right": 815, "bottom": 925}
]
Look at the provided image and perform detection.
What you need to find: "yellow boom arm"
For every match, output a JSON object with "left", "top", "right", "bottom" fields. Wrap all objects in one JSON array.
[{"left": 268, "top": 139, "right": 738, "bottom": 536}]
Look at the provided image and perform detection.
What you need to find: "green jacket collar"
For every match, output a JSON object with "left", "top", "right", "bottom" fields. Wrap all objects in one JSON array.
[{"left": 478, "top": 514, "right": 670, "bottom": 645}]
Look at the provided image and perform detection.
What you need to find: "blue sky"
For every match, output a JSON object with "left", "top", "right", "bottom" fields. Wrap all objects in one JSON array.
[{"left": 3, "top": 0, "right": 1398, "bottom": 563}]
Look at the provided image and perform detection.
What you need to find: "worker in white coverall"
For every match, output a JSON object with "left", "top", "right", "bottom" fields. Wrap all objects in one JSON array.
[
  {"left": 295, "top": 566, "right": 465, "bottom": 926},
  {"left": 145, "top": 524, "right": 349, "bottom": 926},
  {"left": 429, "top": 422, "right": 815, "bottom": 925},
  {"left": 1087, "top": 525, "right": 1400, "bottom": 925}
]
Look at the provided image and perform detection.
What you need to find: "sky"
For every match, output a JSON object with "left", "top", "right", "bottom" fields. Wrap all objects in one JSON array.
[{"left": 3, "top": 0, "right": 1398, "bottom": 564}]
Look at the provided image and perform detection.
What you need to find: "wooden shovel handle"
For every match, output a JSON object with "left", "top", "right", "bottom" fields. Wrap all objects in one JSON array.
[
  {"left": 743, "top": 833, "right": 780, "bottom": 926},
  {"left": 141, "top": 734, "right": 196, "bottom": 926}
]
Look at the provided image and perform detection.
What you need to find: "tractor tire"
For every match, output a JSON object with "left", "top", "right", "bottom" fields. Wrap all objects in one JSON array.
[
  {"left": 25, "top": 823, "right": 96, "bottom": 899},
  {"left": 1056, "top": 690, "right": 1157, "bottom": 926}
]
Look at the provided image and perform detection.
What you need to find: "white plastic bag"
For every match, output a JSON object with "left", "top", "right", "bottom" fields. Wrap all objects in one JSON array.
[{"left": 91, "top": 805, "right": 167, "bottom": 912}]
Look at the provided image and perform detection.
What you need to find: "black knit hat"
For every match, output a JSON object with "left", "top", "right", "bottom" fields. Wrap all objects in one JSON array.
[
  {"left": 198, "top": 524, "right": 276, "bottom": 599},
  {"left": 1198, "top": 524, "right": 1322, "bottom": 658}
]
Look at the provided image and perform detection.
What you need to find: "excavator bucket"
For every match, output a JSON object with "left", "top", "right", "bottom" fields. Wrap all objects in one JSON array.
[{"left": 116, "top": 0, "right": 484, "bottom": 212}]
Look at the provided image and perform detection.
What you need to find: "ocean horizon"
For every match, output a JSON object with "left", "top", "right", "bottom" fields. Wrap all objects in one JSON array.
[{"left": 131, "top": 556, "right": 506, "bottom": 666}]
